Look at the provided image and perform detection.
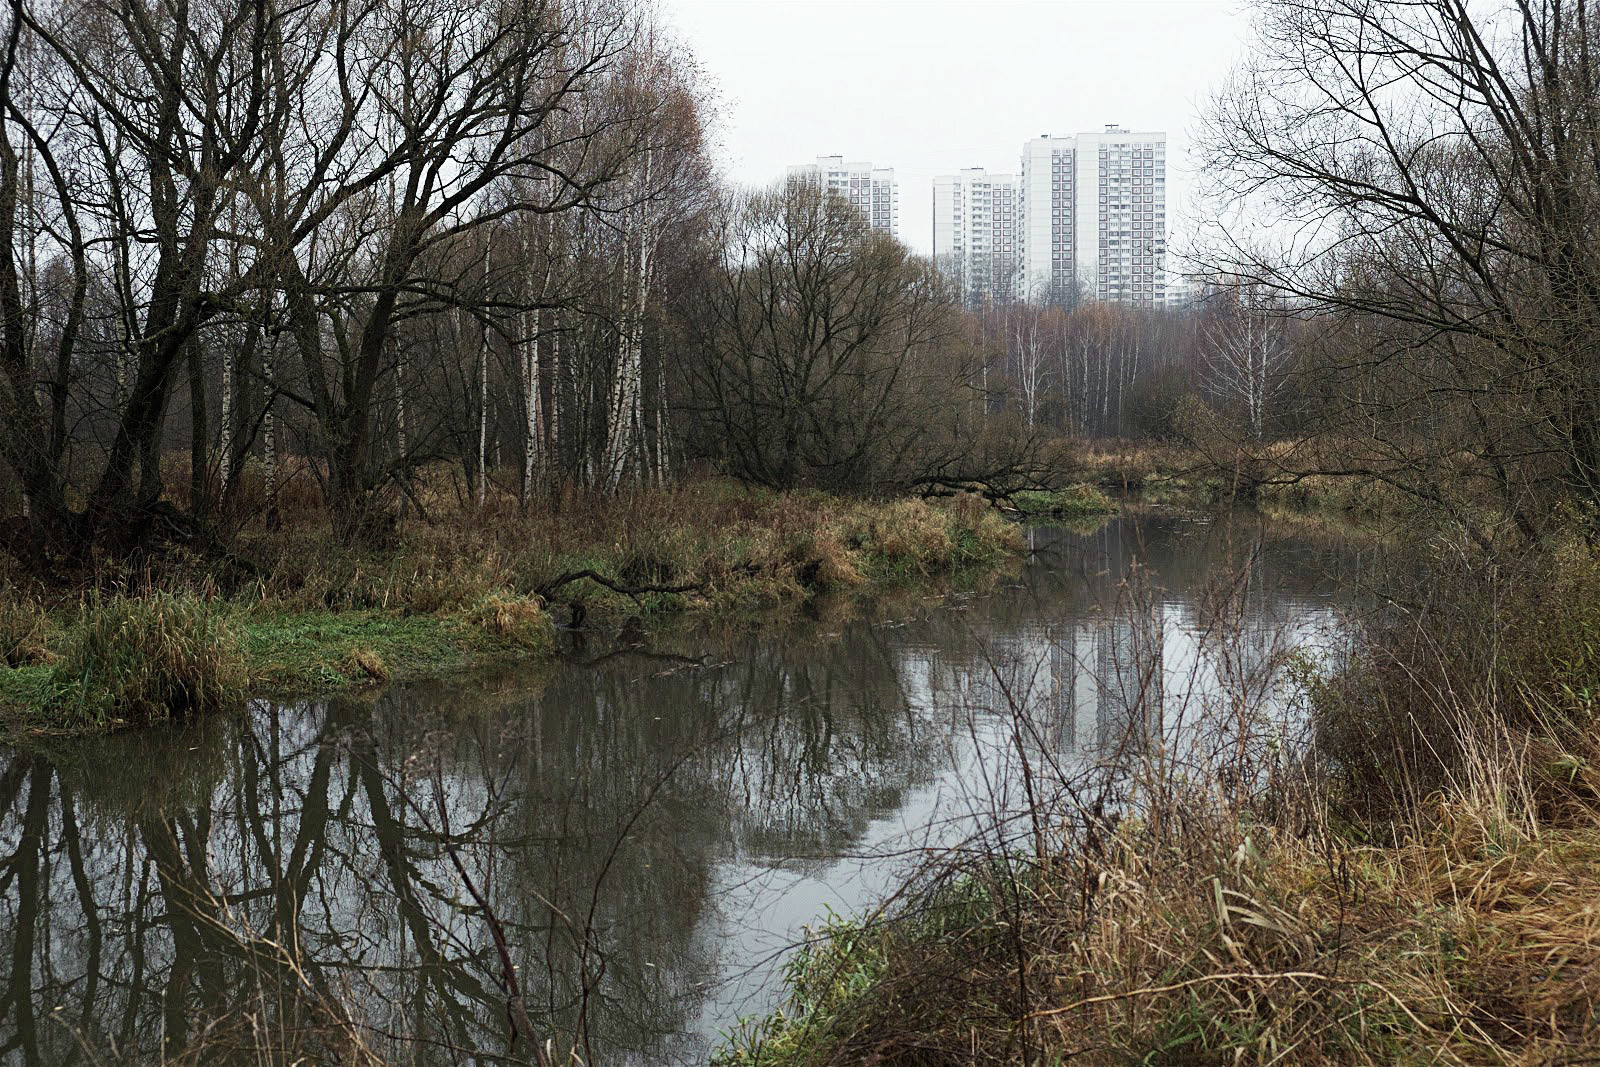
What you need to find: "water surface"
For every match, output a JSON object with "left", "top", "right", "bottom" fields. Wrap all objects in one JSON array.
[{"left": 0, "top": 513, "right": 1359, "bottom": 1064}]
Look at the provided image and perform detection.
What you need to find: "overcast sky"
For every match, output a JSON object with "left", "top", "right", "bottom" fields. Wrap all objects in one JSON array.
[{"left": 656, "top": 0, "right": 1253, "bottom": 254}]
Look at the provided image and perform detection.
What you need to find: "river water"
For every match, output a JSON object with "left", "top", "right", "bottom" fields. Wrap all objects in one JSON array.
[{"left": 0, "top": 513, "right": 1360, "bottom": 1065}]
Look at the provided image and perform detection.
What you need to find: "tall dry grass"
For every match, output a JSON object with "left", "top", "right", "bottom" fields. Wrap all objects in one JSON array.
[
  {"left": 48, "top": 590, "right": 248, "bottom": 727},
  {"left": 717, "top": 538, "right": 1600, "bottom": 1065},
  {"left": 235, "top": 476, "right": 1019, "bottom": 621},
  {"left": 4, "top": 469, "right": 1021, "bottom": 724}
]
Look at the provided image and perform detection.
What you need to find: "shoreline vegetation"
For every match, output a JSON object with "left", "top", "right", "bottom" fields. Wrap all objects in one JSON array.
[
  {"left": 0, "top": 448, "right": 1400, "bottom": 744},
  {"left": 711, "top": 518, "right": 1600, "bottom": 1066},
  {"left": 0, "top": 0, "right": 1591, "bottom": 1058},
  {"left": 0, "top": 476, "right": 1027, "bottom": 741}
]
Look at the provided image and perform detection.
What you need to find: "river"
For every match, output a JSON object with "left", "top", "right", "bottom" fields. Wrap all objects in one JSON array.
[{"left": 0, "top": 512, "right": 1361, "bottom": 1065}]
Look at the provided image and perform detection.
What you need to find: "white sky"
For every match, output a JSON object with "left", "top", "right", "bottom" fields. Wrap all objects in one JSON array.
[{"left": 657, "top": 0, "right": 1253, "bottom": 254}]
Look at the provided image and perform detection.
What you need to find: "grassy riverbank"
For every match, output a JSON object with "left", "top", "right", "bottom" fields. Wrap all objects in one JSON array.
[
  {"left": 0, "top": 481, "right": 1021, "bottom": 740},
  {"left": 715, "top": 532, "right": 1600, "bottom": 1065},
  {"left": 1005, "top": 484, "right": 1120, "bottom": 521}
]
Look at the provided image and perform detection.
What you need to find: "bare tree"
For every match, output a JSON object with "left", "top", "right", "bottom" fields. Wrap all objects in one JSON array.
[
  {"left": 1201, "top": 285, "right": 1289, "bottom": 439},
  {"left": 1197, "top": 0, "right": 1600, "bottom": 537},
  {"left": 0, "top": 0, "right": 271, "bottom": 553},
  {"left": 677, "top": 185, "right": 975, "bottom": 492}
]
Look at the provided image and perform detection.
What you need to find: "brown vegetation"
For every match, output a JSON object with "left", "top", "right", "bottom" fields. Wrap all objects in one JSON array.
[
  {"left": 718, "top": 540, "right": 1600, "bottom": 1066},
  {"left": 0, "top": 473, "right": 1022, "bottom": 733}
]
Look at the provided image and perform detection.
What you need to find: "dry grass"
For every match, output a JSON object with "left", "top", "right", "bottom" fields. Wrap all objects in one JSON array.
[
  {"left": 345, "top": 646, "right": 389, "bottom": 682},
  {"left": 1063, "top": 439, "right": 1205, "bottom": 493},
  {"left": 235, "top": 475, "right": 1020, "bottom": 621},
  {"left": 2, "top": 471, "right": 1020, "bottom": 726},
  {"left": 717, "top": 539, "right": 1600, "bottom": 1066},
  {"left": 1257, "top": 470, "right": 1419, "bottom": 519},
  {"left": 468, "top": 591, "right": 554, "bottom": 648},
  {"left": 47, "top": 590, "right": 248, "bottom": 727}
]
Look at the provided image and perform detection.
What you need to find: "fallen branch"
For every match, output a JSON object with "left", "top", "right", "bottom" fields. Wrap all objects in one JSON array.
[{"left": 534, "top": 569, "right": 702, "bottom": 601}]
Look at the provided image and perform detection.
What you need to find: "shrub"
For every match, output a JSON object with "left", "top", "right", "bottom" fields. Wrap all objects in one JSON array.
[
  {"left": 51, "top": 591, "right": 248, "bottom": 726},
  {"left": 1311, "top": 532, "right": 1600, "bottom": 820}
]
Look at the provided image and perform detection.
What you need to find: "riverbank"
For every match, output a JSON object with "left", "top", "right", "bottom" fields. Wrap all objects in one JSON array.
[
  {"left": 0, "top": 482, "right": 1022, "bottom": 741},
  {"left": 1062, "top": 440, "right": 1414, "bottom": 521},
  {"left": 715, "top": 528, "right": 1600, "bottom": 1065}
]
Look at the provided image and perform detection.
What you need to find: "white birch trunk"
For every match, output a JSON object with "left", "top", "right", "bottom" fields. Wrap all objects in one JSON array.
[
  {"left": 522, "top": 307, "right": 541, "bottom": 504},
  {"left": 604, "top": 151, "right": 653, "bottom": 491},
  {"left": 477, "top": 245, "right": 489, "bottom": 509},
  {"left": 549, "top": 313, "right": 561, "bottom": 472},
  {"left": 653, "top": 357, "right": 668, "bottom": 486}
]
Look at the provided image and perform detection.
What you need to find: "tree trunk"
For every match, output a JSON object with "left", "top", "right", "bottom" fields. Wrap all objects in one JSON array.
[
  {"left": 188, "top": 338, "right": 208, "bottom": 524},
  {"left": 477, "top": 244, "right": 489, "bottom": 510},
  {"left": 219, "top": 335, "right": 234, "bottom": 496},
  {"left": 522, "top": 307, "right": 542, "bottom": 506},
  {"left": 604, "top": 152, "right": 653, "bottom": 491},
  {"left": 263, "top": 333, "right": 280, "bottom": 532}
]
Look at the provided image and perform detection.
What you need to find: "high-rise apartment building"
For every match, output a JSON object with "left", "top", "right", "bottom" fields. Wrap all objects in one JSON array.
[
  {"left": 1074, "top": 126, "right": 1166, "bottom": 306},
  {"left": 785, "top": 155, "right": 900, "bottom": 236},
  {"left": 1007, "top": 127, "right": 1170, "bottom": 306},
  {"left": 1020, "top": 135, "right": 1079, "bottom": 303},
  {"left": 932, "top": 168, "right": 1021, "bottom": 306}
]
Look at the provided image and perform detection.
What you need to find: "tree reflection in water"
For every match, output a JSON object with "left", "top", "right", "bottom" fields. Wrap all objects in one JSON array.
[{"left": 0, "top": 514, "right": 1358, "bottom": 1064}]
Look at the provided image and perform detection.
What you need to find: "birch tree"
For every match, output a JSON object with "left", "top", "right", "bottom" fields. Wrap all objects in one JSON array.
[{"left": 1201, "top": 289, "right": 1288, "bottom": 439}]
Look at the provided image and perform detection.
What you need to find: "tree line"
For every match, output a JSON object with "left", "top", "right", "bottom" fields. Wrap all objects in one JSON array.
[
  {"left": 0, "top": 0, "right": 1073, "bottom": 565},
  {"left": 0, "top": 0, "right": 728, "bottom": 551},
  {"left": 12, "top": 0, "right": 1558, "bottom": 565}
]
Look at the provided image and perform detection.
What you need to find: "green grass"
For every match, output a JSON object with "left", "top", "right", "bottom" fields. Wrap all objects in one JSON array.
[
  {"left": 0, "top": 665, "right": 57, "bottom": 731},
  {"left": 239, "top": 601, "right": 553, "bottom": 691},
  {"left": 1009, "top": 484, "right": 1120, "bottom": 519},
  {"left": 714, "top": 909, "right": 894, "bottom": 1066},
  {"left": 0, "top": 592, "right": 558, "bottom": 736}
]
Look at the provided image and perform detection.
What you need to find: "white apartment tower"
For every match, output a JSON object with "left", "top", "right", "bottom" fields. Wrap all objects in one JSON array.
[
  {"left": 932, "top": 168, "right": 1021, "bottom": 306},
  {"left": 786, "top": 155, "right": 901, "bottom": 236},
  {"left": 1074, "top": 127, "right": 1167, "bottom": 306},
  {"left": 1020, "top": 135, "right": 1079, "bottom": 303},
  {"left": 1014, "top": 127, "right": 1169, "bottom": 306}
]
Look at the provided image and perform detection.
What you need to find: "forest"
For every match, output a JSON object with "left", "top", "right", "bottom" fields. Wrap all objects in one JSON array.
[{"left": 0, "top": 0, "right": 1319, "bottom": 572}]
